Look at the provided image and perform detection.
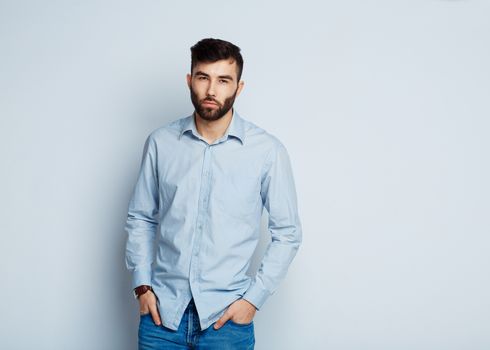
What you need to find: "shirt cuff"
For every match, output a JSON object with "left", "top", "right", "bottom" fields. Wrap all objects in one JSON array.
[
  {"left": 132, "top": 265, "right": 152, "bottom": 290},
  {"left": 241, "top": 280, "right": 271, "bottom": 311}
]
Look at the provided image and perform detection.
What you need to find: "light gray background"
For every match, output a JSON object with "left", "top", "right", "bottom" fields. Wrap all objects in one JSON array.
[{"left": 1, "top": 0, "right": 489, "bottom": 349}]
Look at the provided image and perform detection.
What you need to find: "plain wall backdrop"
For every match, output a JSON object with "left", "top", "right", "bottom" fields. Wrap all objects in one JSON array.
[{"left": 1, "top": 0, "right": 489, "bottom": 349}]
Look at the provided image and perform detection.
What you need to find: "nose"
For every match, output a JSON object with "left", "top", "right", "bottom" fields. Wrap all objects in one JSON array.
[{"left": 206, "top": 80, "right": 217, "bottom": 97}]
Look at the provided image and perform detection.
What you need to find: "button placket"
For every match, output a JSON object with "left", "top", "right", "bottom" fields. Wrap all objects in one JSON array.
[{"left": 189, "top": 145, "right": 213, "bottom": 290}]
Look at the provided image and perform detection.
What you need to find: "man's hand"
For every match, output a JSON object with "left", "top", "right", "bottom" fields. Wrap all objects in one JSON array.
[
  {"left": 214, "top": 299, "right": 257, "bottom": 330},
  {"left": 139, "top": 290, "right": 162, "bottom": 326}
]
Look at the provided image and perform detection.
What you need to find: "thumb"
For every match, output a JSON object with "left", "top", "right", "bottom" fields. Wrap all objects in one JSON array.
[
  {"left": 214, "top": 311, "right": 231, "bottom": 330},
  {"left": 150, "top": 305, "right": 162, "bottom": 326}
]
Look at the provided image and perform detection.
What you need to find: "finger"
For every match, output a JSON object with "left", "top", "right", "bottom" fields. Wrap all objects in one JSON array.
[
  {"left": 214, "top": 312, "right": 231, "bottom": 330},
  {"left": 150, "top": 305, "right": 162, "bottom": 326}
]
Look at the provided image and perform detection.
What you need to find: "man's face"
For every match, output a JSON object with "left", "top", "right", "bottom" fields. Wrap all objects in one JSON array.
[{"left": 187, "top": 59, "right": 244, "bottom": 121}]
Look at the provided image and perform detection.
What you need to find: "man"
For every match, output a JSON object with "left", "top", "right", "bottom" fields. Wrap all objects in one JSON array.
[{"left": 125, "top": 38, "right": 302, "bottom": 349}]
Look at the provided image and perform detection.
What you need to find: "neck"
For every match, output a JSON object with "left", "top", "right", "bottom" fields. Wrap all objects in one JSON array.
[{"left": 194, "top": 108, "right": 234, "bottom": 143}]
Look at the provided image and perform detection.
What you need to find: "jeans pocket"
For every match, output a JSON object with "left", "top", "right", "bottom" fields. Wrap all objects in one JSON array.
[{"left": 229, "top": 318, "right": 253, "bottom": 327}]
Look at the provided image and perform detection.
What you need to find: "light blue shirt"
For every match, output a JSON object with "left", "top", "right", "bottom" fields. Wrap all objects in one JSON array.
[{"left": 124, "top": 108, "right": 302, "bottom": 331}]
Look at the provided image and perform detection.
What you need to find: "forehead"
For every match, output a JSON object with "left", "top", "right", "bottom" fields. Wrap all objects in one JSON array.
[{"left": 193, "top": 59, "right": 238, "bottom": 79}]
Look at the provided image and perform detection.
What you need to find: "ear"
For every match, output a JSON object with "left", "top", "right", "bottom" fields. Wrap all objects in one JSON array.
[
  {"left": 235, "top": 80, "right": 245, "bottom": 98},
  {"left": 186, "top": 73, "right": 192, "bottom": 89}
]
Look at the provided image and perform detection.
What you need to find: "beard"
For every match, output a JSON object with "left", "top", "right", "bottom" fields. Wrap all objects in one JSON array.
[{"left": 190, "top": 86, "right": 238, "bottom": 121}]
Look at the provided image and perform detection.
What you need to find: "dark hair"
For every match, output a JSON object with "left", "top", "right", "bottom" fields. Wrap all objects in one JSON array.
[{"left": 190, "top": 38, "right": 244, "bottom": 82}]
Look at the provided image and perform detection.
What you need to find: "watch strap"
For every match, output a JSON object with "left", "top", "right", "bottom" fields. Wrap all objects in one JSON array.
[{"left": 133, "top": 285, "right": 152, "bottom": 299}]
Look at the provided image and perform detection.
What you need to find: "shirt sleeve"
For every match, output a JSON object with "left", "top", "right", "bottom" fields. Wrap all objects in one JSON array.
[
  {"left": 124, "top": 133, "right": 160, "bottom": 290},
  {"left": 242, "top": 141, "right": 303, "bottom": 310}
]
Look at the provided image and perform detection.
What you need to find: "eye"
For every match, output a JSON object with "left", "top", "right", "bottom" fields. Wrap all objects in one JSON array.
[
  {"left": 219, "top": 79, "right": 228, "bottom": 84},
  {"left": 198, "top": 76, "right": 207, "bottom": 80}
]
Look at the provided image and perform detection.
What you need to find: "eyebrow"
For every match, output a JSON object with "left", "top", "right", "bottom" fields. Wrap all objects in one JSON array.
[{"left": 194, "top": 71, "right": 234, "bottom": 81}]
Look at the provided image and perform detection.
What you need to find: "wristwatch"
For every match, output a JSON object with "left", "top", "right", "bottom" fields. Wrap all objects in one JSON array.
[{"left": 133, "top": 285, "right": 152, "bottom": 299}]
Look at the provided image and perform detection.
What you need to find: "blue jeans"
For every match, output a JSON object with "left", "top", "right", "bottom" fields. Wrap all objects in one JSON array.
[{"left": 138, "top": 298, "right": 255, "bottom": 349}]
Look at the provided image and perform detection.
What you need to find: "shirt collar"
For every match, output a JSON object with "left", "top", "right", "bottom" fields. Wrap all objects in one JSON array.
[{"left": 179, "top": 107, "right": 246, "bottom": 145}]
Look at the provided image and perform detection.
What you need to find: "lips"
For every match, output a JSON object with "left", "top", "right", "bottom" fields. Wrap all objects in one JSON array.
[{"left": 202, "top": 100, "right": 218, "bottom": 106}]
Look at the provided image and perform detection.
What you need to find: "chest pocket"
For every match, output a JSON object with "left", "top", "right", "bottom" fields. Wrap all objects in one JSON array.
[{"left": 212, "top": 170, "right": 261, "bottom": 219}]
